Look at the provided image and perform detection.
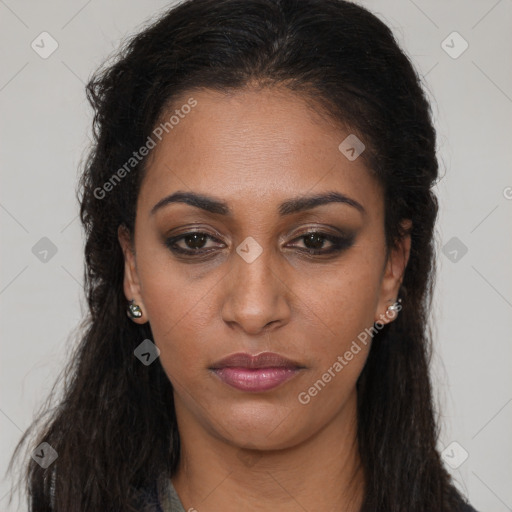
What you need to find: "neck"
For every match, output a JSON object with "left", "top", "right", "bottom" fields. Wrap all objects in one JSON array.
[{"left": 171, "top": 389, "right": 365, "bottom": 512}]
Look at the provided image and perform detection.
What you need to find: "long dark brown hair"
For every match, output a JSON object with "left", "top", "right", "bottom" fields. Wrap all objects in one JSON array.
[{"left": 8, "top": 0, "right": 471, "bottom": 510}]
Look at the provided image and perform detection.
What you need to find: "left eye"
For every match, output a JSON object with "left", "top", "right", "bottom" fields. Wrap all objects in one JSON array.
[{"left": 288, "top": 231, "right": 353, "bottom": 254}]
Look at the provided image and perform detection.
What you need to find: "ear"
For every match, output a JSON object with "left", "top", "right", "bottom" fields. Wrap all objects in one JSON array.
[
  {"left": 374, "top": 219, "right": 412, "bottom": 325},
  {"left": 118, "top": 224, "right": 148, "bottom": 324}
]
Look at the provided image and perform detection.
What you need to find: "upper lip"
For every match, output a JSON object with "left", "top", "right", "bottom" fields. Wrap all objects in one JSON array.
[{"left": 210, "top": 351, "right": 304, "bottom": 370}]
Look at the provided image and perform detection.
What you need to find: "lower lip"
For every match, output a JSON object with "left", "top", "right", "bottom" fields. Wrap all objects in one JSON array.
[{"left": 211, "top": 367, "right": 301, "bottom": 392}]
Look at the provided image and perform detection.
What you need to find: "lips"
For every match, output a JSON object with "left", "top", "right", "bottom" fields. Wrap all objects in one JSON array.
[
  {"left": 209, "top": 351, "right": 304, "bottom": 370},
  {"left": 209, "top": 352, "right": 305, "bottom": 392}
]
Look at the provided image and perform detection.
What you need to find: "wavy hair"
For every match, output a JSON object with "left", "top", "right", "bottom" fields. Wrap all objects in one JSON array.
[{"left": 8, "top": 0, "right": 470, "bottom": 510}]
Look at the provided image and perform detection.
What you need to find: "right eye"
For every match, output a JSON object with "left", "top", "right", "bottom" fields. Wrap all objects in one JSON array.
[{"left": 164, "top": 231, "right": 225, "bottom": 256}]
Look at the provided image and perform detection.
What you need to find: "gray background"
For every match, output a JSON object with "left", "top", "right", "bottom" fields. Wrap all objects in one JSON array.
[{"left": 1, "top": 1, "right": 511, "bottom": 510}]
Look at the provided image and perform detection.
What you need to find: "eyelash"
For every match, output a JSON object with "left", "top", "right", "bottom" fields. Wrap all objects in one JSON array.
[{"left": 164, "top": 230, "right": 354, "bottom": 258}]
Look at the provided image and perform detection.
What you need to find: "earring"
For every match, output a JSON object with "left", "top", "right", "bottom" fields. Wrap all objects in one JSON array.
[
  {"left": 386, "top": 298, "right": 402, "bottom": 315},
  {"left": 127, "top": 299, "right": 143, "bottom": 319}
]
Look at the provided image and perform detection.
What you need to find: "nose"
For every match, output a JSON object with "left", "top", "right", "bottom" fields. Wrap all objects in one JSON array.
[{"left": 221, "top": 243, "right": 292, "bottom": 335}]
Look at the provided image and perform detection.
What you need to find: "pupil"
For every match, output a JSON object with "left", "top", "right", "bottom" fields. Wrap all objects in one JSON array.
[
  {"left": 185, "top": 233, "right": 207, "bottom": 249},
  {"left": 304, "top": 233, "right": 324, "bottom": 249}
]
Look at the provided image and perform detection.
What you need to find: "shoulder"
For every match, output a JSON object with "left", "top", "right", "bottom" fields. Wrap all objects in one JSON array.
[{"left": 136, "top": 474, "right": 185, "bottom": 512}]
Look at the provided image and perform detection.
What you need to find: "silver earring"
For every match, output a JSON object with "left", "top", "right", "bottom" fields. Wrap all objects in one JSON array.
[
  {"left": 127, "top": 299, "right": 142, "bottom": 319},
  {"left": 386, "top": 298, "right": 402, "bottom": 314}
]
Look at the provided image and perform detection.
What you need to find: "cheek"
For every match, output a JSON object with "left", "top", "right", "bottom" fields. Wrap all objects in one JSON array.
[
  {"left": 299, "top": 254, "right": 383, "bottom": 349},
  {"left": 290, "top": 281, "right": 375, "bottom": 402},
  {"left": 136, "top": 253, "right": 216, "bottom": 370},
  {"left": 290, "top": 259, "right": 382, "bottom": 413},
  {"left": 292, "top": 276, "right": 376, "bottom": 416}
]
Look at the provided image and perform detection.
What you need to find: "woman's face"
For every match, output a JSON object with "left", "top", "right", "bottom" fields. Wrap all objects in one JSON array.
[{"left": 119, "top": 87, "right": 410, "bottom": 451}]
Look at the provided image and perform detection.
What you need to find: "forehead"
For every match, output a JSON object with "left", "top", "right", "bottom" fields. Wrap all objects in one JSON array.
[{"left": 138, "top": 86, "right": 382, "bottom": 220}]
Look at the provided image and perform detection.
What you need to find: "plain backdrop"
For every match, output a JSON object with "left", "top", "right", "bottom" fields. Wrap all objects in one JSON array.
[{"left": 1, "top": 1, "right": 511, "bottom": 511}]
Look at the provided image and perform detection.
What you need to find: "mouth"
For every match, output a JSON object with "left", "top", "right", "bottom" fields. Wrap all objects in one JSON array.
[{"left": 209, "top": 352, "right": 305, "bottom": 392}]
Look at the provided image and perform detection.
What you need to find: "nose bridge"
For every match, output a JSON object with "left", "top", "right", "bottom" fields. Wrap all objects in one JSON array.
[
  {"left": 236, "top": 239, "right": 274, "bottom": 292},
  {"left": 222, "top": 236, "right": 290, "bottom": 332}
]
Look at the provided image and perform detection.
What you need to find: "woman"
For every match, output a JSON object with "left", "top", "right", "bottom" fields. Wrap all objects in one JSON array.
[{"left": 9, "top": 0, "right": 480, "bottom": 510}]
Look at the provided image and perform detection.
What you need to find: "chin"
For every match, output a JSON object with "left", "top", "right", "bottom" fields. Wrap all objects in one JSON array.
[{"left": 214, "top": 408, "right": 309, "bottom": 450}]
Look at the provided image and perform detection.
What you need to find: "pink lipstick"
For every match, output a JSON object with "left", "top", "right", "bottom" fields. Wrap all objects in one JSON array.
[{"left": 209, "top": 352, "right": 304, "bottom": 392}]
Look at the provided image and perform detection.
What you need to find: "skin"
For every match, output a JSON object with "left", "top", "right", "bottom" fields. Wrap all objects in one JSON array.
[{"left": 118, "top": 86, "right": 411, "bottom": 512}]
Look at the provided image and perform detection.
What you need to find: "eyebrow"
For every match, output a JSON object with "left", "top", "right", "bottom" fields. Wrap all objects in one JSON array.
[{"left": 150, "top": 190, "right": 366, "bottom": 217}]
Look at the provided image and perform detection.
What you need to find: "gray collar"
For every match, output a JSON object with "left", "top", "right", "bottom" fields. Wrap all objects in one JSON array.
[{"left": 157, "top": 474, "right": 186, "bottom": 512}]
